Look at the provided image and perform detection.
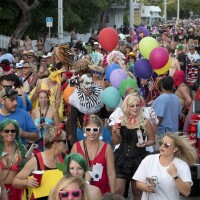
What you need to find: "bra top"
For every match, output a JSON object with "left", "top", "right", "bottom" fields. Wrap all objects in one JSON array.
[
  {"left": 0, "top": 150, "right": 22, "bottom": 171},
  {"left": 34, "top": 118, "right": 54, "bottom": 125}
]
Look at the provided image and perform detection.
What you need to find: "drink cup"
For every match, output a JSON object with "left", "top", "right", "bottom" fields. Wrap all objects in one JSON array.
[
  {"left": 146, "top": 176, "right": 158, "bottom": 191},
  {"left": 32, "top": 170, "right": 44, "bottom": 186},
  {"left": 137, "top": 130, "right": 144, "bottom": 144}
]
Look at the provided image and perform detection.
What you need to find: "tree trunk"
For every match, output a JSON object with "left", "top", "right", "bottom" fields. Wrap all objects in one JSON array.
[{"left": 13, "top": 0, "right": 39, "bottom": 39}]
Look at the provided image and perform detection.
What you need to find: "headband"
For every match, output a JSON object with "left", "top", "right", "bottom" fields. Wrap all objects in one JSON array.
[{"left": 52, "top": 123, "right": 65, "bottom": 143}]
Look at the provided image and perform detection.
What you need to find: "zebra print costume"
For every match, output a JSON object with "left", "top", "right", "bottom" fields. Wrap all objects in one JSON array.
[{"left": 69, "top": 83, "right": 104, "bottom": 114}]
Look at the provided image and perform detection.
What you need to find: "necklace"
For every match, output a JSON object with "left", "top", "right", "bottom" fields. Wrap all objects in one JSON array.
[
  {"left": 83, "top": 140, "right": 99, "bottom": 168},
  {"left": 39, "top": 105, "right": 49, "bottom": 124}
]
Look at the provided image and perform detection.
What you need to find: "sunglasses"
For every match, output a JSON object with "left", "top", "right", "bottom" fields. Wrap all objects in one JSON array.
[
  {"left": 59, "top": 190, "right": 82, "bottom": 199},
  {"left": 1, "top": 85, "right": 12, "bottom": 89},
  {"left": 85, "top": 127, "right": 100, "bottom": 133},
  {"left": 92, "top": 70, "right": 101, "bottom": 75},
  {"left": 159, "top": 140, "right": 172, "bottom": 148},
  {"left": 57, "top": 139, "right": 67, "bottom": 144},
  {"left": 21, "top": 67, "right": 30, "bottom": 69},
  {"left": 40, "top": 60, "right": 46, "bottom": 62},
  {"left": 130, "top": 104, "right": 140, "bottom": 108},
  {"left": 3, "top": 129, "right": 16, "bottom": 134}
]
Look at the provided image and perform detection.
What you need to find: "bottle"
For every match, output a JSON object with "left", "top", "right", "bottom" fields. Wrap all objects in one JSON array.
[{"left": 137, "top": 129, "right": 144, "bottom": 144}]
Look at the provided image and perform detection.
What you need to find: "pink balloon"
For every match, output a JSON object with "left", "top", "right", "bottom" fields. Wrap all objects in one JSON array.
[{"left": 149, "top": 47, "right": 169, "bottom": 69}]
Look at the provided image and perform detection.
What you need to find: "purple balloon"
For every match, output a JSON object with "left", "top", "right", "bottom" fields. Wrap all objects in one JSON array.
[
  {"left": 134, "top": 58, "right": 153, "bottom": 79},
  {"left": 149, "top": 47, "right": 169, "bottom": 69},
  {"left": 110, "top": 69, "right": 128, "bottom": 88}
]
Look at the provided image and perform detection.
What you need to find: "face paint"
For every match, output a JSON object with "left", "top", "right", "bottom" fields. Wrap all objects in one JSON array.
[{"left": 80, "top": 74, "right": 93, "bottom": 91}]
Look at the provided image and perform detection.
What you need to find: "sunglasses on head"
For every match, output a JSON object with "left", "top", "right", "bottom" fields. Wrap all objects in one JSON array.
[
  {"left": 3, "top": 129, "right": 16, "bottom": 134},
  {"left": 59, "top": 190, "right": 82, "bottom": 199},
  {"left": 85, "top": 127, "right": 100, "bottom": 133},
  {"left": 159, "top": 140, "right": 172, "bottom": 148}
]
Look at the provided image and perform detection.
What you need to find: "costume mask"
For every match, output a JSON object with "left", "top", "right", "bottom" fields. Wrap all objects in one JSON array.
[{"left": 80, "top": 74, "right": 93, "bottom": 92}]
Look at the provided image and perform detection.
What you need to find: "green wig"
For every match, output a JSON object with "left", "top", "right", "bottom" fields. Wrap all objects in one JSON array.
[
  {"left": 57, "top": 153, "right": 90, "bottom": 179},
  {"left": 0, "top": 119, "right": 26, "bottom": 169}
]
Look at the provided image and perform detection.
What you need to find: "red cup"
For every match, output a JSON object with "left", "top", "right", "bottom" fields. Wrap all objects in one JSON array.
[{"left": 32, "top": 170, "right": 44, "bottom": 186}]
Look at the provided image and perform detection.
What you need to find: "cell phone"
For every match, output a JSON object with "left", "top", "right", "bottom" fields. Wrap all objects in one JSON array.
[
  {"left": 0, "top": 152, "right": 8, "bottom": 158},
  {"left": 25, "top": 143, "right": 38, "bottom": 159}
]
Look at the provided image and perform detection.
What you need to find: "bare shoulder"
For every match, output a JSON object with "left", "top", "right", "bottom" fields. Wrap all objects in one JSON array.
[{"left": 87, "top": 184, "right": 102, "bottom": 199}]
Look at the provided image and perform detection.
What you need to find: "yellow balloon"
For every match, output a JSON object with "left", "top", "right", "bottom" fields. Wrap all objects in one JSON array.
[
  {"left": 139, "top": 37, "right": 158, "bottom": 59},
  {"left": 154, "top": 57, "right": 172, "bottom": 75}
]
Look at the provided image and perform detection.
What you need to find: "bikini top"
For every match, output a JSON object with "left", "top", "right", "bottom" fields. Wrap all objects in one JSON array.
[{"left": 0, "top": 150, "right": 22, "bottom": 172}]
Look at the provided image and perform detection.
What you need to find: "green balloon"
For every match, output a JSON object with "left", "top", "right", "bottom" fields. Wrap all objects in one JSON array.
[
  {"left": 119, "top": 78, "right": 138, "bottom": 97},
  {"left": 139, "top": 37, "right": 158, "bottom": 59}
]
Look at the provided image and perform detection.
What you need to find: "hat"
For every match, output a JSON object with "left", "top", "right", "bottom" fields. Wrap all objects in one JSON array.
[
  {"left": 0, "top": 59, "right": 11, "bottom": 72},
  {"left": 73, "top": 42, "right": 83, "bottom": 50},
  {"left": 188, "top": 28, "right": 194, "bottom": 32},
  {"left": 0, "top": 88, "right": 18, "bottom": 99},
  {"left": 174, "top": 70, "right": 185, "bottom": 86},
  {"left": 176, "top": 44, "right": 184, "bottom": 50},
  {"left": 22, "top": 50, "right": 28, "bottom": 55},
  {"left": 27, "top": 50, "right": 36, "bottom": 57},
  {"left": 88, "top": 65, "right": 104, "bottom": 74},
  {"left": 42, "top": 52, "right": 52, "bottom": 58},
  {"left": 189, "top": 44, "right": 195, "bottom": 49},
  {"left": 127, "top": 52, "right": 137, "bottom": 58},
  {"left": 16, "top": 60, "right": 24, "bottom": 68}
]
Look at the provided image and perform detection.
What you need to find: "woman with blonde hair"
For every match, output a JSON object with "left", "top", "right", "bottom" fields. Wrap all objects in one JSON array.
[
  {"left": 71, "top": 114, "right": 116, "bottom": 194},
  {"left": 50, "top": 176, "right": 89, "bottom": 200},
  {"left": 133, "top": 133, "right": 197, "bottom": 199},
  {"left": 112, "top": 94, "right": 155, "bottom": 199},
  {"left": 13, "top": 124, "right": 67, "bottom": 200}
]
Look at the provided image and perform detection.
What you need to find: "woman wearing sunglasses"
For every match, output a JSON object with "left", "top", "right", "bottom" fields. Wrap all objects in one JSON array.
[
  {"left": 88, "top": 65, "right": 105, "bottom": 89},
  {"left": 50, "top": 153, "right": 101, "bottom": 200},
  {"left": 50, "top": 176, "right": 89, "bottom": 200},
  {"left": 112, "top": 94, "right": 155, "bottom": 199},
  {"left": 71, "top": 114, "right": 116, "bottom": 195},
  {"left": 0, "top": 119, "right": 26, "bottom": 200},
  {"left": 12, "top": 125, "right": 67, "bottom": 200},
  {"left": 133, "top": 133, "right": 197, "bottom": 199}
]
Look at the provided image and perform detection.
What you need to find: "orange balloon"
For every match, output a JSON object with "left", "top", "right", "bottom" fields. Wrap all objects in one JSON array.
[
  {"left": 63, "top": 86, "right": 75, "bottom": 103},
  {"left": 154, "top": 57, "right": 172, "bottom": 75}
]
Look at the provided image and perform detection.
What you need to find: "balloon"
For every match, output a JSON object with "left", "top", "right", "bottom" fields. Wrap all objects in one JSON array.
[
  {"left": 149, "top": 47, "right": 169, "bottom": 69},
  {"left": 98, "top": 27, "right": 119, "bottom": 51},
  {"left": 102, "top": 87, "right": 120, "bottom": 109},
  {"left": 105, "top": 63, "right": 121, "bottom": 82},
  {"left": 139, "top": 37, "right": 158, "bottom": 59},
  {"left": 154, "top": 57, "right": 172, "bottom": 75},
  {"left": 119, "top": 78, "right": 138, "bottom": 97},
  {"left": 63, "top": 86, "right": 75, "bottom": 103},
  {"left": 110, "top": 69, "right": 128, "bottom": 88},
  {"left": 134, "top": 59, "right": 153, "bottom": 79}
]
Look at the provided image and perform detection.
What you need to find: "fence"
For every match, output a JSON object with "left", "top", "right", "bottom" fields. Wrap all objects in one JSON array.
[{"left": 0, "top": 32, "right": 92, "bottom": 51}]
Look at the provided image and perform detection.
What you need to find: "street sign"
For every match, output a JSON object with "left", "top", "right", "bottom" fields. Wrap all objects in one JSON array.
[{"left": 46, "top": 17, "right": 53, "bottom": 27}]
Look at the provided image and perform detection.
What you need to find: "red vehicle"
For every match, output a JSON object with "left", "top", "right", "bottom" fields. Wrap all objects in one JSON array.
[
  {"left": 184, "top": 85, "right": 200, "bottom": 196},
  {"left": 184, "top": 87, "right": 200, "bottom": 158}
]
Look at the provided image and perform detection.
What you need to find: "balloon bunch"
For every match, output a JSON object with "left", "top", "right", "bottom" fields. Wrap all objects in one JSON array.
[{"left": 133, "top": 37, "right": 171, "bottom": 78}]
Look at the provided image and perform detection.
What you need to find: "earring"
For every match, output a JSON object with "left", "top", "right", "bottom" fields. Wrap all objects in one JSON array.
[
  {"left": 99, "top": 135, "right": 103, "bottom": 141},
  {"left": 83, "top": 133, "right": 87, "bottom": 138},
  {"left": 0, "top": 137, "right": 4, "bottom": 143}
]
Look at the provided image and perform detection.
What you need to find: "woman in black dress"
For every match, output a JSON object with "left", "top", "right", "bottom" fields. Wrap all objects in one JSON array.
[{"left": 112, "top": 94, "right": 155, "bottom": 200}]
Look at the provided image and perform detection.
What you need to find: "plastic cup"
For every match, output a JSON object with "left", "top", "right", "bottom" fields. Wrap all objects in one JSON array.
[{"left": 32, "top": 170, "right": 44, "bottom": 186}]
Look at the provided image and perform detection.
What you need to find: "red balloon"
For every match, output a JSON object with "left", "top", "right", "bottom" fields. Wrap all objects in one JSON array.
[
  {"left": 98, "top": 28, "right": 119, "bottom": 51},
  {"left": 149, "top": 47, "right": 169, "bottom": 69}
]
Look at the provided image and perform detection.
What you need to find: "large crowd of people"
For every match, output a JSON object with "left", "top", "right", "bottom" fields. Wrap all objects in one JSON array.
[{"left": 0, "top": 18, "right": 199, "bottom": 200}]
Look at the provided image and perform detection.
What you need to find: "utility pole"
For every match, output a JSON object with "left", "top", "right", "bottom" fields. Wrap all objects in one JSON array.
[
  {"left": 164, "top": 0, "right": 167, "bottom": 24},
  {"left": 177, "top": 0, "right": 180, "bottom": 20},
  {"left": 58, "top": 0, "right": 63, "bottom": 44},
  {"left": 130, "top": 0, "right": 134, "bottom": 28}
]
